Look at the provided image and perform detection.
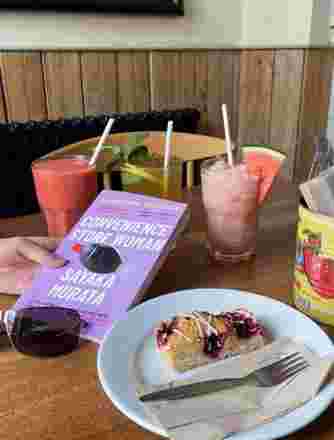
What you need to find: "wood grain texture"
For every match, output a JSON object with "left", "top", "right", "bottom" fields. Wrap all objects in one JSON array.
[
  {"left": 232, "top": 51, "right": 241, "bottom": 142},
  {"left": 192, "top": 51, "right": 209, "bottom": 133},
  {"left": 0, "top": 68, "right": 7, "bottom": 122},
  {"left": 0, "top": 48, "right": 332, "bottom": 184},
  {"left": 0, "top": 343, "right": 125, "bottom": 440},
  {"left": 0, "top": 52, "right": 46, "bottom": 121},
  {"left": 294, "top": 48, "right": 333, "bottom": 183},
  {"left": 3, "top": 180, "right": 334, "bottom": 440},
  {"left": 207, "top": 50, "right": 240, "bottom": 139},
  {"left": 81, "top": 51, "right": 118, "bottom": 115},
  {"left": 117, "top": 51, "right": 150, "bottom": 113},
  {"left": 238, "top": 50, "right": 274, "bottom": 145},
  {"left": 150, "top": 51, "right": 209, "bottom": 132},
  {"left": 43, "top": 51, "right": 83, "bottom": 119},
  {"left": 150, "top": 51, "right": 180, "bottom": 110},
  {"left": 270, "top": 49, "right": 304, "bottom": 180}
]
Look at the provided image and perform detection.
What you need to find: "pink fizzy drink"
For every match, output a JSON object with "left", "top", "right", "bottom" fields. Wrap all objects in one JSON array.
[{"left": 201, "top": 157, "right": 259, "bottom": 263}]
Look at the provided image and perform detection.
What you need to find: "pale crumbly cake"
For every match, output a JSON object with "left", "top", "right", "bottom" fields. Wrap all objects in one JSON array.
[{"left": 155, "top": 308, "right": 266, "bottom": 372}]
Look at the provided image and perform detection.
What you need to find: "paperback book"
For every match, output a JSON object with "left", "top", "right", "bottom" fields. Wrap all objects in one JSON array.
[{"left": 14, "top": 190, "right": 189, "bottom": 343}]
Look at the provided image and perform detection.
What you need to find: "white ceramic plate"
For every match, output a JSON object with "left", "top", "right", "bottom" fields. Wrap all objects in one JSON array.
[{"left": 97, "top": 288, "right": 334, "bottom": 439}]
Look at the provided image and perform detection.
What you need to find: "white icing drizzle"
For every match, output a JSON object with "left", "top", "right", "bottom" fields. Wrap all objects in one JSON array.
[
  {"left": 234, "top": 308, "right": 252, "bottom": 319},
  {"left": 160, "top": 308, "right": 262, "bottom": 351},
  {"left": 180, "top": 313, "right": 204, "bottom": 338},
  {"left": 165, "top": 311, "right": 221, "bottom": 345},
  {"left": 172, "top": 328, "right": 193, "bottom": 343},
  {"left": 192, "top": 311, "right": 218, "bottom": 336}
]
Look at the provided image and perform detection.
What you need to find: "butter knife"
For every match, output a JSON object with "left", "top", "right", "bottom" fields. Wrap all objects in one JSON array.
[
  {"left": 139, "top": 378, "right": 249, "bottom": 402},
  {"left": 139, "top": 351, "right": 305, "bottom": 402}
]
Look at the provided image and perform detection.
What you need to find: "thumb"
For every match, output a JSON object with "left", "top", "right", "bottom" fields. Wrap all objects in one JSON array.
[{"left": 18, "top": 238, "right": 66, "bottom": 268}]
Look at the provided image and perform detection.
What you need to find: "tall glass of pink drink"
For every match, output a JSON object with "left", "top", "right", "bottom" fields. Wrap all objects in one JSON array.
[
  {"left": 201, "top": 156, "right": 259, "bottom": 263},
  {"left": 32, "top": 155, "right": 98, "bottom": 237}
]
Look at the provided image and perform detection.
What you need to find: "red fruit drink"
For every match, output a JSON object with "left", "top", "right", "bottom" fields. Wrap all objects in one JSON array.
[
  {"left": 32, "top": 155, "right": 98, "bottom": 237},
  {"left": 201, "top": 157, "right": 259, "bottom": 263}
]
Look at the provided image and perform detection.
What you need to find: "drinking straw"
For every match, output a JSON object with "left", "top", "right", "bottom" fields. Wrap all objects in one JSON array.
[
  {"left": 89, "top": 118, "right": 115, "bottom": 166},
  {"left": 164, "top": 120, "right": 174, "bottom": 171},
  {"left": 163, "top": 120, "right": 174, "bottom": 196},
  {"left": 221, "top": 104, "right": 234, "bottom": 167}
]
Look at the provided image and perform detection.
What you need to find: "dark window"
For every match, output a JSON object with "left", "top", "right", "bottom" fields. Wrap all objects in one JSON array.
[{"left": 0, "top": 0, "right": 184, "bottom": 14}]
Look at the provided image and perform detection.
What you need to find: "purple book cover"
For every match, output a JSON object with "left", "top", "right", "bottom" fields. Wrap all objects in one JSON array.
[{"left": 14, "top": 190, "right": 189, "bottom": 343}]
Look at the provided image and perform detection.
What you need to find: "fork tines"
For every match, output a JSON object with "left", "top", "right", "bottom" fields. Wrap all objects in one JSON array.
[{"left": 271, "top": 352, "right": 309, "bottom": 385}]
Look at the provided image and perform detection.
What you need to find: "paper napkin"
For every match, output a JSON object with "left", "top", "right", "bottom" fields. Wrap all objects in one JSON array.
[
  {"left": 299, "top": 165, "right": 334, "bottom": 216},
  {"left": 138, "top": 338, "right": 334, "bottom": 439}
]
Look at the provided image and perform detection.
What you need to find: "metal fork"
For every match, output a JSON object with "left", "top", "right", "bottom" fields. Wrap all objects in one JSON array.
[
  {"left": 140, "top": 352, "right": 309, "bottom": 402},
  {"left": 249, "top": 351, "right": 308, "bottom": 386}
]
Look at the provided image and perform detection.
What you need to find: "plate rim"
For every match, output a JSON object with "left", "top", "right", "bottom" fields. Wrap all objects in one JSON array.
[{"left": 97, "top": 288, "right": 334, "bottom": 439}]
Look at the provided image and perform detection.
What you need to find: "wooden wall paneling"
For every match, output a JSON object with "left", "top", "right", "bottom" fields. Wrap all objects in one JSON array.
[
  {"left": 294, "top": 48, "right": 333, "bottom": 182},
  {"left": 232, "top": 51, "right": 241, "bottom": 142},
  {"left": 238, "top": 50, "right": 274, "bottom": 145},
  {"left": 150, "top": 51, "right": 181, "bottom": 110},
  {"left": 150, "top": 51, "right": 209, "bottom": 132},
  {"left": 0, "top": 52, "right": 46, "bottom": 122},
  {"left": 270, "top": 49, "right": 304, "bottom": 180},
  {"left": 190, "top": 51, "right": 209, "bottom": 134},
  {"left": 81, "top": 52, "right": 118, "bottom": 115},
  {"left": 177, "top": 53, "right": 197, "bottom": 187},
  {"left": 0, "top": 67, "right": 7, "bottom": 122},
  {"left": 117, "top": 51, "right": 150, "bottom": 113},
  {"left": 43, "top": 52, "right": 84, "bottom": 119},
  {"left": 207, "top": 50, "right": 240, "bottom": 140}
]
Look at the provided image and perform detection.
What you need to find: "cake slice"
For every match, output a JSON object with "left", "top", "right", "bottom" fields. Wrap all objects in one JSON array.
[{"left": 155, "top": 308, "right": 266, "bottom": 372}]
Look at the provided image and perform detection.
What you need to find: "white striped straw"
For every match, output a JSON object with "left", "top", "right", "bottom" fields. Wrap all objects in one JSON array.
[
  {"left": 89, "top": 118, "right": 115, "bottom": 166},
  {"left": 221, "top": 104, "right": 234, "bottom": 167},
  {"left": 163, "top": 120, "right": 174, "bottom": 172}
]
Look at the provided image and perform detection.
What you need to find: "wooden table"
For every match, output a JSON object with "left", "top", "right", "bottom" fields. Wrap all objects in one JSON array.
[{"left": 1, "top": 179, "right": 334, "bottom": 440}]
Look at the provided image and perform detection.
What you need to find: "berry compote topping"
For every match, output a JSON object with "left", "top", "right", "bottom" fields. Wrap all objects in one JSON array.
[
  {"left": 203, "top": 333, "right": 225, "bottom": 358},
  {"left": 223, "top": 309, "right": 263, "bottom": 338},
  {"left": 155, "top": 319, "right": 176, "bottom": 351}
]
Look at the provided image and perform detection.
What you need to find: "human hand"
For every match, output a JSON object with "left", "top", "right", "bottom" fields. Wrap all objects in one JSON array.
[{"left": 0, "top": 237, "right": 66, "bottom": 295}]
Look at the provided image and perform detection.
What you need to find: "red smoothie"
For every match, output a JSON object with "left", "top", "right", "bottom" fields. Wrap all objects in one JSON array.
[{"left": 32, "top": 155, "right": 98, "bottom": 237}]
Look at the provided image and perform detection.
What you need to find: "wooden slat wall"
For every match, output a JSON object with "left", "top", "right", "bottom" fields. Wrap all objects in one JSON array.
[
  {"left": 0, "top": 52, "right": 47, "bottom": 121},
  {"left": 270, "top": 50, "right": 304, "bottom": 179},
  {"left": 43, "top": 52, "right": 84, "bottom": 119},
  {"left": 81, "top": 52, "right": 118, "bottom": 116},
  {"left": 238, "top": 50, "right": 274, "bottom": 145},
  {"left": 0, "top": 68, "right": 7, "bottom": 122},
  {"left": 117, "top": 51, "right": 150, "bottom": 113},
  {"left": 295, "top": 48, "right": 333, "bottom": 182},
  {"left": 150, "top": 51, "right": 209, "bottom": 132},
  {"left": 207, "top": 50, "right": 240, "bottom": 139},
  {"left": 0, "top": 48, "right": 332, "bottom": 182}
]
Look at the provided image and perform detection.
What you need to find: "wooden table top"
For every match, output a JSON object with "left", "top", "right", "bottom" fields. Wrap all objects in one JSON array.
[{"left": 1, "top": 179, "right": 334, "bottom": 440}]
